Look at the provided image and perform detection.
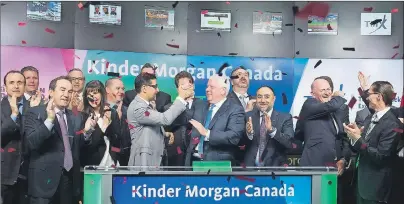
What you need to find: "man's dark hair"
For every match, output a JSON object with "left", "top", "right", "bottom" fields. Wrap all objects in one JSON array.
[
  {"left": 21, "top": 66, "right": 39, "bottom": 76},
  {"left": 105, "top": 77, "right": 122, "bottom": 88},
  {"left": 230, "top": 66, "right": 249, "bottom": 78},
  {"left": 135, "top": 73, "right": 157, "bottom": 94},
  {"left": 314, "top": 76, "right": 334, "bottom": 91},
  {"left": 256, "top": 85, "right": 275, "bottom": 95},
  {"left": 370, "top": 81, "right": 395, "bottom": 106},
  {"left": 68, "top": 68, "right": 84, "bottom": 74},
  {"left": 49, "top": 76, "right": 71, "bottom": 91},
  {"left": 174, "top": 71, "right": 194, "bottom": 88},
  {"left": 141, "top": 63, "right": 156, "bottom": 71},
  {"left": 4, "top": 70, "right": 25, "bottom": 85}
]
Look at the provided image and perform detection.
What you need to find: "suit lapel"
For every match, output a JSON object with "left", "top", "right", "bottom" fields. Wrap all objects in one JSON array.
[
  {"left": 1, "top": 97, "right": 12, "bottom": 116},
  {"left": 208, "top": 100, "right": 229, "bottom": 129}
]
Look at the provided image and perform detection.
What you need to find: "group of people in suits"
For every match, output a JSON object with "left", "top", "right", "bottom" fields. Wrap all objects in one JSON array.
[{"left": 1, "top": 63, "right": 403, "bottom": 204}]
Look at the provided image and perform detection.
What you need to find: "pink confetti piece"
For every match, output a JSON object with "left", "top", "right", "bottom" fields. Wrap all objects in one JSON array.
[
  {"left": 166, "top": 43, "right": 180, "bottom": 49},
  {"left": 75, "top": 130, "right": 84, "bottom": 135},
  {"left": 363, "top": 7, "right": 373, "bottom": 12},
  {"left": 283, "top": 164, "right": 289, "bottom": 167},
  {"left": 391, "top": 8, "right": 399, "bottom": 13},
  {"left": 111, "top": 146, "right": 121, "bottom": 153},
  {"left": 21, "top": 40, "right": 27, "bottom": 44},
  {"left": 292, "top": 143, "right": 297, "bottom": 149},
  {"left": 234, "top": 23, "right": 238, "bottom": 28},
  {"left": 0, "top": 148, "right": 3, "bottom": 152},
  {"left": 7, "top": 148, "right": 16, "bottom": 152},
  {"left": 191, "top": 137, "right": 200, "bottom": 145},
  {"left": 74, "top": 55, "right": 81, "bottom": 59},
  {"left": 177, "top": 146, "right": 183, "bottom": 155},
  {"left": 45, "top": 28, "right": 56, "bottom": 34},
  {"left": 348, "top": 97, "right": 357, "bottom": 108},
  {"left": 128, "top": 124, "right": 136, "bottom": 130},
  {"left": 77, "top": 2, "right": 84, "bottom": 9},
  {"left": 239, "top": 145, "right": 245, "bottom": 150},
  {"left": 225, "top": 1, "right": 230, "bottom": 5},
  {"left": 106, "top": 61, "right": 110, "bottom": 68},
  {"left": 360, "top": 143, "right": 367, "bottom": 150},
  {"left": 391, "top": 53, "right": 399, "bottom": 59},
  {"left": 393, "top": 128, "right": 403, "bottom": 133},
  {"left": 104, "top": 33, "right": 114, "bottom": 38},
  {"left": 393, "top": 44, "right": 399, "bottom": 49},
  {"left": 18, "top": 22, "right": 26, "bottom": 26},
  {"left": 201, "top": 10, "right": 208, "bottom": 15},
  {"left": 144, "top": 111, "right": 150, "bottom": 116},
  {"left": 235, "top": 175, "right": 256, "bottom": 183}
]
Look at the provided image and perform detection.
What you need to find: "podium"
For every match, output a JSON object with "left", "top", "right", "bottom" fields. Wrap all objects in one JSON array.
[{"left": 84, "top": 166, "right": 337, "bottom": 204}]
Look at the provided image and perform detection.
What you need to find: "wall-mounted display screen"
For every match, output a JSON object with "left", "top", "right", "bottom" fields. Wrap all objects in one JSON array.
[
  {"left": 89, "top": 4, "right": 122, "bottom": 25},
  {"left": 27, "top": 1, "right": 61, "bottom": 21},
  {"left": 200, "top": 10, "right": 231, "bottom": 32}
]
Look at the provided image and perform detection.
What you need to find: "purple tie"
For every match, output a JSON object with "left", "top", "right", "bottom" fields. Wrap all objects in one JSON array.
[
  {"left": 57, "top": 111, "right": 73, "bottom": 171},
  {"left": 259, "top": 114, "right": 267, "bottom": 158}
]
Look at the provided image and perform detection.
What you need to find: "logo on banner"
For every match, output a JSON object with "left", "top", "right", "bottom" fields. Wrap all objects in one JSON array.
[{"left": 361, "top": 13, "right": 391, "bottom": 35}]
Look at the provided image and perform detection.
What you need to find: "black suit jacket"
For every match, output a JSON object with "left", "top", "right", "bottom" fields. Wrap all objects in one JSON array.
[
  {"left": 352, "top": 109, "right": 400, "bottom": 202},
  {"left": 123, "top": 90, "right": 171, "bottom": 112},
  {"left": 114, "top": 105, "right": 131, "bottom": 166},
  {"left": 1, "top": 96, "right": 30, "bottom": 185},
  {"left": 24, "top": 106, "right": 88, "bottom": 198},
  {"left": 295, "top": 96, "right": 351, "bottom": 166},
  {"left": 244, "top": 109, "right": 294, "bottom": 167},
  {"left": 185, "top": 99, "right": 246, "bottom": 166}
]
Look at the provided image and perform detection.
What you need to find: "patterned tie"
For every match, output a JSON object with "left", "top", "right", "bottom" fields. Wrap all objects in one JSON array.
[
  {"left": 356, "top": 114, "right": 378, "bottom": 168},
  {"left": 57, "top": 111, "right": 73, "bottom": 171},
  {"left": 198, "top": 104, "right": 215, "bottom": 155},
  {"left": 259, "top": 114, "right": 267, "bottom": 158},
  {"left": 18, "top": 102, "right": 23, "bottom": 115},
  {"left": 239, "top": 95, "right": 247, "bottom": 110}
]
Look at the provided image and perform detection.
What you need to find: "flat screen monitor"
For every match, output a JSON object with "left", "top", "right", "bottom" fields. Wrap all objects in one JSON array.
[
  {"left": 26, "top": 1, "right": 62, "bottom": 21},
  {"left": 200, "top": 10, "right": 231, "bottom": 32},
  {"left": 89, "top": 4, "right": 122, "bottom": 25}
]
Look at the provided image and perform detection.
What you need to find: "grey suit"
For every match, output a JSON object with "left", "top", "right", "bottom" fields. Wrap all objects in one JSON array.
[
  {"left": 355, "top": 108, "right": 371, "bottom": 128},
  {"left": 127, "top": 95, "right": 186, "bottom": 167}
]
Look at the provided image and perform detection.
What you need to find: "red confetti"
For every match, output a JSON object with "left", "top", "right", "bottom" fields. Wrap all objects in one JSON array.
[
  {"left": 239, "top": 145, "right": 245, "bottom": 150},
  {"left": 391, "top": 53, "right": 399, "bottom": 59},
  {"left": 393, "top": 128, "right": 404, "bottom": 133},
  {"left": 363, "top": 7, "right": 373, "bottom": 12},
  {"left": 241, "top": 163, "right": 246, "bottom": 168},
  {"left": 72, "top": 106, "right": 79, "bottom": 116},
  {"left": 18, "top": 22, "right": 26, "bottom": 26},
  {"left": 128, "top": 124, "right": 136, "bottom": 130},
  {"left": 123, "top": 177, "right": 127, "bottom": 184},
  {"left": 283, "top": 164, "right": 289, "bottom": 167},
  {"left": 78, "top": 2, "right": 84, "bottom": 9},
  {"left": 325, "top": 162, "right": 336, "bottom": 167},
  {"left": 45, "top": 28, "right": 56, "bottom": 34},
  {"left": 21, "top": 40, "right": 27, "bottom": 44},
  {"left": 357, "top": 87, "right": 364, "bottom": 96},
  {"left": 400, "top": 95, "right": 404, "bottom": 107},
  {"left": 292, "top": 143, "right": 297, "bottom": 149},
  {"left": 125, "top": 119, "right": 128, "bottom": 124},
  {"left": 391, "top": 8, "right": 399, "bottom": 13},
  {"left": 89, "top": 69, "right": 92, "bottom": 73},
  {"left": 104, "top": 33, "right": 114, "bottom": 38},
  {"left": 106, "top": 61, "right": 110, "bottom": 68},
  {"left": 225, "top": 1, "right": 230, "bottom": 5},
  {"left": 234, "top": 23, "right": 238, "bottom": 28},
  {"left": 393, "top": 44, "right": 400, "bottom": 49},
  {"left": 327, "top": 24, "right": 333, "bottom": 30},
  {"left": 111, "top": 146, "right": 121, "bottom": 153},
  {"left": 191, "top": 137, "right": 200, "bottom": 145},
  {"left": 166, "top": 43, "right": 180, "bottom": 49},
  {"left": 348, "top": 96, "right": 357, "bottom": 109},
  {"left": 144, "top": 111, "right": 150, "bottom": 116},
  {"left": 0, "top": 148, "right": 4, "bottom": 152},
  {"left": 235, "top": 175, "right": 256, "bottom": 183},
  {"left": 360, "top": 143, "right": 367, "bottom": 150},
  {"left": 239, "top": 189, "right": 247, "bottom": 194},
  {"left": 7, "top": 148, "right": 16, "bottom": 152},
  {"left": 177, "top": 146, "right": 183, "bottom": 155},
  {"left": 258, "top": 10, "right": 263, "bottom": 14},
  {"left": 201, "top": 10, "right": 208, "bottom": 15},
  {"left": 296, "top": 2, "right": 330, "bottom": 19},
  {"left": 76, "top": 130, "right": 84, "bottom": 135}
]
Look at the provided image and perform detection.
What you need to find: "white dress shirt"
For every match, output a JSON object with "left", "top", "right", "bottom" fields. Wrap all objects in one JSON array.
[
  {"left": 254, "top": 109, "right": 278, "bottom": 166},
  {"left": 24, "top": 92, "right": 32, "bottom": 101},
  {"left": 234, "top": 91, "right": 249, "bottom": 105}
]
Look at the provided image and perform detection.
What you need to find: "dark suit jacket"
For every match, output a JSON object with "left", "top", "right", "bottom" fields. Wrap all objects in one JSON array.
[
  {"left": 123, "top": 90, "right": 171, "bottom": 113},
  {"left": 244, "top": 109, "right": 294, "bottom": 166},
  {"left": 227, "top": 90, "right": 256, "bottom": 108},
  {"left": 24, "top": 106, "right": 88, "bottom": 198},
  {"left": 355, "top": 107, "right": 371, "bottom": 128},
  {"left": 1, "top": 96, "right": 30, "bottom": 185},
  {"left": 295, "top": 96, "right": 351, "bottom": 166},
  {"left": 185, "top": 99, "right": 246, "bottom": 166},
  {"left": 80, "top": 109, "right": 121, "bottom": 166},
  {"left": 351, "top": 109, "right": 400, "bottom": 202},
  {"left": 115, "top": 105, "right": 131, "bottom": 166}
]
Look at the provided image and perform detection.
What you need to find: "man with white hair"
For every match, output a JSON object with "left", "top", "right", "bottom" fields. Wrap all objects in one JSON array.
[{"left": 185, "top": 74, "right": 246, "bottom": 166}]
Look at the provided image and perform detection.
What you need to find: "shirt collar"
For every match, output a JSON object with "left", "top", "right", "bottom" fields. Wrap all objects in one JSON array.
[
  {"left": 54, "top": 106, "right": 66, "bottom": 115},
  {"left": 211, "top": 98, "right": 226, "bottom": 109},
  {"left": 374, "top": 107, "right": 391, "bottom": 121},
  {"left": 260, "top": 108, "right": 273, "bottom": 117},
  {"left": 234, "top": 91, "right": 248, "bottom": 98},
  {"left": 138, "top": 96, "right": 150, "bottom": 106}
]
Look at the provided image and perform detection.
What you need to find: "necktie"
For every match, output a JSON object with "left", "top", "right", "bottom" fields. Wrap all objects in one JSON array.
[
  {"left": 259, "top": 114, "right": 267, "bottom": 159},
  {"left": 57, "top": 111, "right": 73, "bottom": 171},
  {"left": 239, "top": 95, "right": 247, "bottom": 109},
  {"left": 198, "top": 104, "right": 215, "bottom": 155},
  {"left": 18, "top": 102, "right": 23, "bottom": 115},
  {"left": 356, "top": 114, "right": 378, "bottom": 168}
]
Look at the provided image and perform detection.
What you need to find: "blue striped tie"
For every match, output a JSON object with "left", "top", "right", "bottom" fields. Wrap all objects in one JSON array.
[{"left": 198, "top": 104, "right": 215, "bottom": 155}]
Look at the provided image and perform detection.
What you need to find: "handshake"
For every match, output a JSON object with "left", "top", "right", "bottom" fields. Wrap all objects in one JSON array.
[{"left": 177, "top": 84, "right": 195, "bottom": 100}]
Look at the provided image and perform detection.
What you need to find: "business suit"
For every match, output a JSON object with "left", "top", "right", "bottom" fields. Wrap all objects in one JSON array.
[
  {"left": 114, "top": 105, "right": 131, "bottom": 166},
  {"left": 127, "top": 95, "right": 186, "bottom": 168},
  {"left": 24, "top": 105, "right": 89, "bottom": 204},
  {"left": 1, "top": 96, "right": 30, "bottom": 204},
  {"left": 227, "top": 90, "right": 255, "bottom": 109},
  {"left": 295, "top": 96, "right": 351, "bottom": 166},
  {"left": 355, "top": 108, "right": 371, "bottom": 128},
  {"left": 244, "top": 109, "right": 294, "bottom": 166},
  {"left": 123, "top": 90, "right": 171, "bottom": 113},
  {"left": 185, "top": 99, "right": 246, "bottom": 166}
]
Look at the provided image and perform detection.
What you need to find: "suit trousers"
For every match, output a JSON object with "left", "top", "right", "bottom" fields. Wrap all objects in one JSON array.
[
  {"left": 1, "top": 178, "right": 29, "bottom": 204},
  {"left": 29, "top": 169, "right": 73, "bottom": 204}
]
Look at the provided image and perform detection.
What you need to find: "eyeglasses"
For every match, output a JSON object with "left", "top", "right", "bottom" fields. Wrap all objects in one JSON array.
[
  {"left": 147, "top": 84, "right": 158, "bottom": 89},
  {"left": 232, "top": 73, "right": 249, "bottom": 78},
  {"left": 70, "top": 77, "right": 84, "bottom": 82},
  {"left": 368, "top": 92, "right": 380, "bottom": 95}
]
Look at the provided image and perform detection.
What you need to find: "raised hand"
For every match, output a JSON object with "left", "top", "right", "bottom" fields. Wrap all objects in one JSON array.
[
  {"left": 333, "top": 91, "right": 345, "bottom": 97},
  {"left": 30, "top": 90, "right": 42, "bottom": 107},
  {"left": 9, "top": 95, "right": 19, "bottom": 116},
  {"left": 245, "top": 99, "right": 256, "bottom": 112},
  {"left": 46, "top": 98, "right": 56, "bottom": 122},
  {"left": 358, "top": 71, "right": 370, "bottom": 91},
  {"left": 84, "top": 113, "right": 98, "bottom": 132},
  {"left": 116, "top": 100, "right": 123, "bottom": 119},
  {"left": 264, "top": 113, "right": 273, "bottom": 131}
]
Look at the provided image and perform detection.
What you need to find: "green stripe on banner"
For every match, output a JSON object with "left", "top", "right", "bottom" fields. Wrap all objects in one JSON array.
[
  {"left": 321, "top": 173, "right": 337, "bottom": 204},
  {"left": 84, "top": 174, "right": 102, "bottom": 204}
]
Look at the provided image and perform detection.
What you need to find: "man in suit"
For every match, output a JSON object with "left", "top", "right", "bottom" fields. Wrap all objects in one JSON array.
[
  {"left": 123, "top": 63, "right": 171, "bottom": 112},
  {"left": 344, "top": 81, "right": 400, "bottom": 204},
  {"left": 24, "top": 76, "right": 96, "bottom": 204},
  {"left": 21, "top": 66, "right": 43, "bottom": 106},
  {"left": 68, "top": 68, "right": 85, "bottom": 111},
  {"left": 1, "top": 71, "right": 30, "bottom": 204},
  {"left": 295, "top": 77, "right": 351, "bottom": 174},
  {"left": 105, "top": 77, "right": 131, "bottom": 165},
  {"left": 244, "top": 86, "right": 294, "bottom": 166},
  {"left": 127, "top": 73, "right": 194, "bottom": 168},
  {"left": 355, "top": 107, "right": 371, "bottom": 128},
  {"left": 185, "top": 74, "right": 246, "bottom": 166},
  {"left": 227, "top": 66, "right": 255, "bottom": 111}
]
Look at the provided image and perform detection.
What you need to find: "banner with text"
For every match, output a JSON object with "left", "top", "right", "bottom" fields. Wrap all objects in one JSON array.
[{"left": 112, "top": 175, "right": 311, "bottom": 204}]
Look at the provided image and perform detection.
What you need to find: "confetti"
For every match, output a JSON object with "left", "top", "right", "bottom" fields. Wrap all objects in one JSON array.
[
  {"left": 111, "top": 147, "right": 121, "bottom": 153},
  {"left": 78, "top": 2, "right": 84, "bottom": 9},
  {"left": 189, "top": 63, "right": 195, "bottom": 67},
  {"left": 123, "top": 177, "right": 127, "bottom": 184},
  {"left": 47, "top": 179, "right": 51, "bottom": 184},
  {"left": 228, "top": 53, "right": 238, "bottom": 56},
  {"left": 161, "top": 26, "right": 164, "bottom": 30},
  {"left": 291, "top": 184, "right": 294, "bottom": 188},
  {"left": 370, "top": 19, "right": 382, "bottom": 26},
  {"left": 271, "top": 172, "right": 276, "bottom": 180},
  {"left": 282, "top": 93, "right": 288, "bottom": 105},
  {"left": 235, "top": 175, "right": 256, "bottom": 183},
  {"left": 391, "top": 53, "right": 399, "bottom": 59},
  {"left": 18, "top": 22, "right": 26, "bottom": 26},
  {"left": 285, "top": 23, "right": 293, "bottom": 26},
  {"left": 393, "top": 128, "right": 403, "bottom": 133},
  {"left": 360, "top": 143, "right": 367, "bottom": 150},
  {"left": 217, "top": 32, "right": 221, "bottom": 37},
  {"left": 357, "top": 87, "right": 364, "bottom": 96},
  {"left": 177, "top": 146, "right": 183, "bottom": 155},
  {"left": 281, "top": 72, "right": 287, "bottom": 76},
  {"left": 187, "top": 130, "right": 192, "bottom": 135},
  {"left": 227, "top": 176, "right": 232, "bottom": 182},
  {"left": 191, "top": 137, "right": 200, "bottom": 144},
  {"left": 74, "top": 54, "right": 81, "bottom": 59},
  {"left": 138, "top": 172, "right": 146, "bottom": 175},
  {"left": 225, "top": 1, "right": 230, "bottom": 5},
  {"left": 393, "top": 44, "right": 399, "bottom": 49},
  {"left": 144, "top": 111, "right": 150, "bottom": 116},
  {"left": 347, "top": 97, "right": 357, "bottom": 108},
  {"left": 363, "top": 7, "right": 373, "bottom": 12},
  {"left": 21, "top": 40, "right": 27, "bottom": 45},
  {"left": 292, "top": 143, "right": 297, "bottom": 149},
  {"left": 0, "top": 148, "right": 3, "bottom": 152},
  {"left": 207, "top": 169, "right": 211, "bottom": 175},
  {"left": 292, "top": 6, "right": 299, "bottom": 15},
  {"left": 328, "top": 180, "right": 332, "bottom": 185},
  {"left": 75, "top": 130, "right": 84, "bottom": 135},
  {"left": 314, "top": 60, "right": 322, "bottom": 68},
  {"left": 104, "top": 33, "right": 114, "bottom": 38},
  {"left": 296, "top": 51, "right": 300, "bottom": 55},
  {"left": 327, "top": 24, "right": 333, "bottom": 30},
  {"left": 280, "top": 180, "right": 284, "bottom": 185},
  {"left": 172, "top": 1, "right": 179, "bottom": 8},
  {"left": 343, "top": 47, "right": 355, "bottom": 51},
  {"left": 241, "top": 163, "right": 246, "bottom": 168},
  {"left": 200, "top": 61, "right": 205, "bottom": 64},
  {"left": 107, "top": 72, "right": 120, "bottom": 77},
  {"left": 7, "top": 148, "right": 16, "bottom": 152},
  {"left": 239, "top": 189, "right": 247, "bottom": 194},
  {"left": 308, "top": 20, "right": 312, "bottom": 24},
  {"left": 339, "top": 84, "right": 343, "bottom": 91},
  {"left": 296, "top": 2, "right": 330, "bottom": 19},
  {"left": 45, "top": 28, "right": 56, "bottom": 34},
  {"left": 392, "top": 92, "right": 397, "bottom": 99},
  {"left": 297, "top": 28, "right": 303, "bottom": 32},
  {"left": 234, "top": 23, "right": 238, "bottom": 28},
  {"left": 72, "top": 106, "right": 79, "bottom": 116},
  {"left": 239, "top": 145, "right": 245, "bottom": 150},
  {"left": 283, "top": 164, "right": 289, "bottom": 167},
  {"left": 391, "top": 8, "right": 399, "bottom": 13},
  {"left": 166, "top": 43, "right": 180, "bottom": 49},
  {"left": 201, "top": 10, "right": 209, "bottom": 15}
]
